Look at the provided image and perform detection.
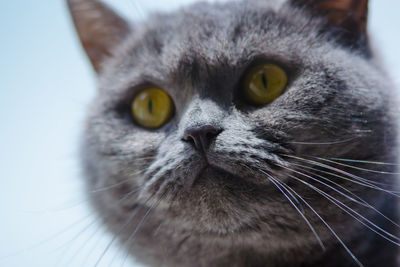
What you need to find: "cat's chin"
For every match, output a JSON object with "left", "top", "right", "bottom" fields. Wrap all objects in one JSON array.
[
  {"left": 153, "top": 165, "right": 287, "bottom": 235},
  {"left": 196, "top": 165, "right": 244, "bottom": 188}
]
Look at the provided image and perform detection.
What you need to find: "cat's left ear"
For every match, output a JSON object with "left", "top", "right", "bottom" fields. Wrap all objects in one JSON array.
[
  {"left": 67, "top": 0, "right": 131, "bottom": 73},
  {"left": 292, "top": 0, "right": 369, "bottom": 55}
]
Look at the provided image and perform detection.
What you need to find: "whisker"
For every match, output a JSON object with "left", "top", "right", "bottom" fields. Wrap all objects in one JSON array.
[
  {"left": 63, "top": 223, "right": 103, "bottom": 267},
  {"left": 90, "top": 171, "right": 146, "bottom": 194},
  {"left": 93, "top": 183, "right": 162, "bottom": 267},
  {"left": 119, "top": 189, "right": 169, "bottom": 267},
  {"left": 0, "top": 179, "right": 144, "bottom": 265},
  {"left": 91, "top": 182, "right": 142, "bottom": 194},
  {"left": 327, "top": 157, "right": 400, "bottom": 166},
  {"left": 278, "top": 181, "right": 365, "bottom": 267},
  {"left": 20, "top": 197, "right": 91, "bottom": 214},
  {"left": 288, "top": 137, "right": 357, "bottom": 145},
  {"left": 289, "top": 162, "right": 371, "bottom": 194},
  {"left": 51, "top": 217, "right": 99, "bottom": 263},
  {"left": 308, "top": 156, "right": 400, "bottom": 175},
  {"left": 289, "top": 162, "right": 400, "bottom": 229},
  {"left": 129, "top": 0, "right": 146, "bottom": 21},
  {"left": 55, "top": 185, "right": 144, "bottom": 266},
  {"left": 62, "top": 185, "right": 143, "bottom": 267},
  {"left": 0, "top": 213, "right": 92, "bottom": 262},
  {"left": 307, "top": 162, "right": 400, "bottom": 193},
  {"left": 241, "top": 164, "right": 304, "bottom": 213},
  {"left": 286, "top": 174, "right": 400, "bottom": 246},
  {"left": 285, "top": 163, "right": 368, "bottom": 207},
  {"left": 248, "top": 166, "right": 325, "bottom": 250},
  {"left": 93, "top": 204, "right": 143, "bottom": 267},
  {"left": 80, "top": 225, "right": 107, "bottom": 267},
  {"left": 281, "top": 154, "right": 400, "bottom": 192}
]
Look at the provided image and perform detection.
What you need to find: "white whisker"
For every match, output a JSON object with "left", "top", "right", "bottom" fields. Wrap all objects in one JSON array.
[
  {"left": 245, "top": 165, "right": 325, "bottom": 251},
  {"left": 279, "top": 180, "right": 365, "bottom": 267},
  {"left": 287, "top": 174, "right": 400, "bottom": 246}
]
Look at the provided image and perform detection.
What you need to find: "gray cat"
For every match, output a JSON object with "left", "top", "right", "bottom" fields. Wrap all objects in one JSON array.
[{"left": 68, "top": 0, "right": 399, "bottom": 266}]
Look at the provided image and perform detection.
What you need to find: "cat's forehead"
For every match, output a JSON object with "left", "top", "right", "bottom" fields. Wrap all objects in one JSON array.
[
  {"left": 103, "top": 0, "right": 311, "bottom": 85},
  {"left": 135, "top": 0, "right": 302, "bottom": 57}
]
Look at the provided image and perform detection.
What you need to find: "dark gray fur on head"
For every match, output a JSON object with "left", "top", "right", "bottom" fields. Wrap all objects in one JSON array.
[{"left": 69, "top": 0, "right": 399, "bottom": 266}]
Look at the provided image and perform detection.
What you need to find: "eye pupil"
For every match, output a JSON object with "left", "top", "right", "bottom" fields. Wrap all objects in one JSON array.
[
  {"left": 261, "top": 73, "right": 268, "bottom": 89},
  {"left": 148, "top": 99, "right": 153, "bottom": 114}
]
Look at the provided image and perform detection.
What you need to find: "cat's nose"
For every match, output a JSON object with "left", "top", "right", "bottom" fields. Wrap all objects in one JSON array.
[{"left": 183, "top": 125, "right": 223, "bottom": 152}]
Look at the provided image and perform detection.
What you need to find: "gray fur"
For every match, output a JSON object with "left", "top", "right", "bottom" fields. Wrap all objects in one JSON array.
[{"left": 77, "top": 0, "right": 399, "bottom": 266}]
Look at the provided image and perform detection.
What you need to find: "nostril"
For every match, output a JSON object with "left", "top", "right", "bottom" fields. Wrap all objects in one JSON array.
[
  {"left": 183, "top": 133, "right": 201, "bottom": 150},
  {"left": 206, "top": 132, "right": 214, "bottom": 140},
  {"left": 205, "top": 129, "right": 221, "bottom": 140},
  {"left": 183, "top": 125, "right": 223, "bottom": 152}
]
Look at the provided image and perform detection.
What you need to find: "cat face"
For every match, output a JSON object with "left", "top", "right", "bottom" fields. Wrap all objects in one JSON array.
[{"left": 70, "top": 0, "right": 399, "bottom": 266}]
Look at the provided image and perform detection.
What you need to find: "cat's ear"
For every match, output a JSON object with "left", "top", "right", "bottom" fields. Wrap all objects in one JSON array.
[
  {"left": 292, "top": 0, "right": 369, "bottom": 55},
  {"left": 67, "top": 0, "right": 131, "bottom": 73}
]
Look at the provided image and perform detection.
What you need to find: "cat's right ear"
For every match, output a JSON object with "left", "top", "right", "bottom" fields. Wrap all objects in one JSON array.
[
  {"left": 290, "top": 0, "right": 370, "bottom": 56},
  {"left": 67, "top": 0, "right": 130, "bottom": 73}
]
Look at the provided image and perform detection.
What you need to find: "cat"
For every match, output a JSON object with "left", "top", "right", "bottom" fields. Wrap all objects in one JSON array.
[{"left": 68, "top": 0, "right": 399, "bottom": 266}]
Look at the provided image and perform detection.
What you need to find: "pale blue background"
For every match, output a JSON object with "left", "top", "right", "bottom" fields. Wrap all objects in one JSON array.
[{"left": 0, "top": 1, "right": 399, "bottom": 266}]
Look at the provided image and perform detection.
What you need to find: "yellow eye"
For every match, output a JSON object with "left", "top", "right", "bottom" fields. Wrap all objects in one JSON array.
[
  {"left": 243, "top": 63, "right": 288, "bottom": 105},
  {"left": 131, "top": 88, "right": 174, "bottom": 129}
]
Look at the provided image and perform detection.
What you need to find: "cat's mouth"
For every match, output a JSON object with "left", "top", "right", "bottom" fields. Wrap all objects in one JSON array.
[
  {"left": 176, "top": 147, "right": 288, "bottom": 195},
  {"left": 142, "top": 150, "right": 292, "bottom": 234},
  {"left": 197, "top": 164, "right": 237, "bottom": 183},
  {"left": 183, "top": 158, "right": 250, "bottom": 190},
  {"left": 161, "top": 163, "right": 292, "bottom": 235}
]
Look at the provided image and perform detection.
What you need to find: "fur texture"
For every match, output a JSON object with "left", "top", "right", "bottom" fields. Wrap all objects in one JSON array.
[{"left": 72, "top": 0, "right": 399, "bottom": 266}]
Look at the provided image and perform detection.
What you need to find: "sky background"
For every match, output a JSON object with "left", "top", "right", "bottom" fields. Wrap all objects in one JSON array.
[{"left": 0, "top": 1, "right": 399, "bottom": 267}]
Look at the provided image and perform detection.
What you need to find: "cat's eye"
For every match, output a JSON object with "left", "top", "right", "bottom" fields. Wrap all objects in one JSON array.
[
  {"left": 131, "top": 88, "right": 174, "bottom": 129},
  {"left": 243, "top": 63, "right": 288, "bottom": 105}
]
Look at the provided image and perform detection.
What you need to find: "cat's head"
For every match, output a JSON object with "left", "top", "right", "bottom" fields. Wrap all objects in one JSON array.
[{"left": 69, "top": 0, "right": 398, "bottom": 266}]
